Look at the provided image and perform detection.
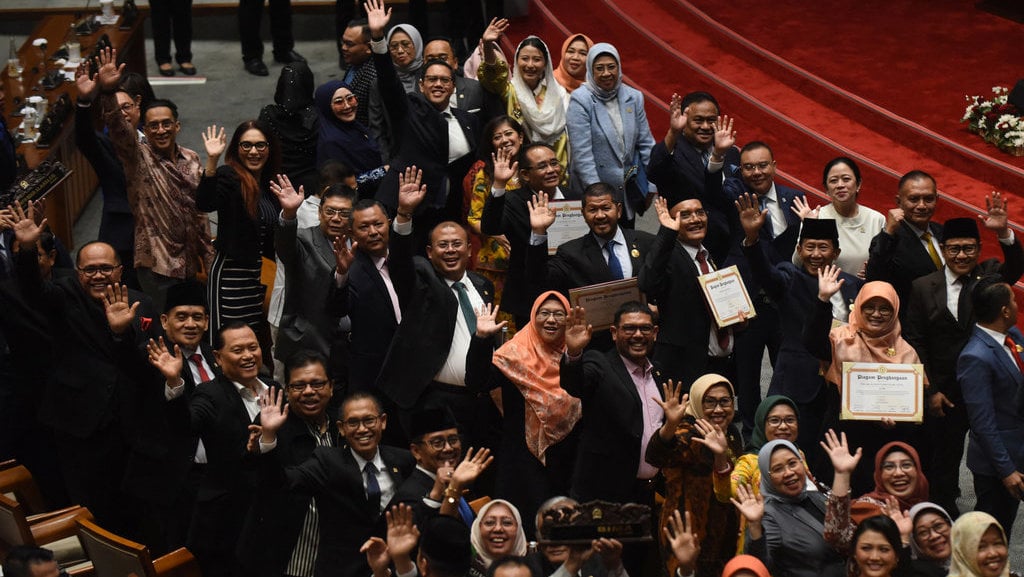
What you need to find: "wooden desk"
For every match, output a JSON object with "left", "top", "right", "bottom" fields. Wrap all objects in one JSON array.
[{"left": 3, "top": 12, "right": 145, "bottom": 247}]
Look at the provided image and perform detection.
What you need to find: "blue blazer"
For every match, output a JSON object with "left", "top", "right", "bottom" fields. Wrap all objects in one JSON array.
[
  {"left": 959, "top": 325, "right": 1024, "bottom": 478},
  {"left": 566, "top": 84, "right": 656, "bottom": 200}
]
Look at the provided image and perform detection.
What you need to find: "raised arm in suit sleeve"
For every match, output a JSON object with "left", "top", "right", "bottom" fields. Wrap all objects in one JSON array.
[
  {"left": 803, "top": 299, "right": 834, "bottom": 364},
  {"left": 372, "top": 46, "right": 409, "bottom": 130},
  {"left": 480, "top": 189, "right": 508, "bottom": 236},
  {"left": 195, "top": 165, "right": 237, "bottom": 213},
  {"left": 741, "top": 240, "right": 791, "bottom": 301},
  {"left": 865, "top": 230, "right": 899, "bottom": 283},
  {"left": 638, "top": 226, "right": 677, "bottom": 300},
  {"left": 996, "top": 235, "right": 1024, "bottom": 284},
  {"left": 275, "top": 215, "right": 300, "bottom": 268},
  {"left": 74, "top": 102, "right": 106, "bottom": 168},
  {"left": 959, "top": 347, "right": 1018, "bottom": 479}
]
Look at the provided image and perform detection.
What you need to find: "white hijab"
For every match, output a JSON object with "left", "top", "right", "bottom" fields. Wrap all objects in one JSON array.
[{"left": 511, "top": 36, "right": 567, "bottom": 145}]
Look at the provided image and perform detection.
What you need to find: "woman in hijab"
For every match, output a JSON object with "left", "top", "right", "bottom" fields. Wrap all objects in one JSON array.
[
  {"left": 552, "top": 33, "right": 592, "bottom": 93},
  {"left": 313, "top": 79, "right": 386, "bottom": 197},
  {"left": 808, "top": 273, "right": 924, "bottom": 493},
  {"left": 259, "top": 62, "right": 319, "bottom": 196},
  {"left": 490, "top": 291, "right": 584, "bottom": 537},
  {"left": 385, "top": 23, "right": 423, "bottom": 94},
  {"left": 470, "top": 499, "right": 529, "bottom": 577},
  {"left": 908, "top": 502, "right": 953, "bottom": 577},
  {"left": 948, "top": 512, "right": 1012, "bottom": 577},
  {"left": 478, "top": 19, "right": 569, "bottom": 172},
  {"left": 731, "top": 440, "right": 844, "bottom": 577},
  {"left": 646, "top": 374, "right": 743, "bottom": 577},
  {"left": 821, "top": 430, "right": 930, "bottom": 555},
  {"left": 565, "top": 42, "right": 656, "bottom": 218},
  {"left": 721, "top": 555, "right": 772, "bottom": 577}
]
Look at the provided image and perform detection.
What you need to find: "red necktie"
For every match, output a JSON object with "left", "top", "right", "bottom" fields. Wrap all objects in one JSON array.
[
  {"left": 190, "top": 353, "right": 213, "bottom": 383},
  {"left": 1005, "top": 337, "right": 1024, "bottom": 374}
]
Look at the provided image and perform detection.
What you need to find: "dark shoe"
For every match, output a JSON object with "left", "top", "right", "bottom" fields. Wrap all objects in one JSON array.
[
  {"left": 158, "top": 63, "right": 174, "bottom": 77},
  {"left": 273, "top": 50, "right": 306, "bottom": 64},
  {"left": 243, "top": 58, "right": 269, "bottom": 76},
  {"left": 178, "top": 62, "right": 197, "bottom": 76}
]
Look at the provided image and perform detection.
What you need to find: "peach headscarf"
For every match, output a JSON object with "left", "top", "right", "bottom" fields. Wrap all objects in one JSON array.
[
  {"left": 492, "top": 291, "right": 581, "bottom": 464},
  {"left": 552, "top": 33, "right": 594, "bottom": 92},
  {"left": 825, "top": 281, "right": 921, "bottom": 386},
  {"left": 722, "top": 555, "right": 771, "bottom": 577}
]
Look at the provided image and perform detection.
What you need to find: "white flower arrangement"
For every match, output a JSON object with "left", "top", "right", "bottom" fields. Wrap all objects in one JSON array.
[{"left": 962, "top": 86, "right": 1024, "bottom": 155}]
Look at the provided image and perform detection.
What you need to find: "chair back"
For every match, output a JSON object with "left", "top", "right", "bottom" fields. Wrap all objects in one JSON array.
[
  {"left": 0, "top": 493, "right": 35, "bottom": 553},
  {"left": 0, "top": 465, "right": 48, "bottom": 515},
  {"left": 76, "top": 518, "right": 155, "bottom": 577}
]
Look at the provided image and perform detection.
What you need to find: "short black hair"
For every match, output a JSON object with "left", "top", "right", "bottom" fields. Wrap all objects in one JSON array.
[
  {"left": 143, "top": 98, "right": 179, "bottom": 120},
  {"left": 851, "top": 516, "right": 906, "bottom": 574},
  {"left": 419, "top": 58, "right": 454, "bottom": 81},
  {"left": 213, "top": 321, "right": 253, "bottom": 350},
  {"left": 339, "top": 391, "right": 383, "bottom": 420},
  {"left": 487, "top": 557, "right": 534, "bottom": 577},
  {"left": 322, "top": 183, "right": 358, "bottom": 204},
  {"left": 517, "top": 143, "right": 557, "bottom": 170},
  {"left": 352, "top": 198, "right": 388, "bottom": 214},
  {"left": 898, "top": 169, "right": 936, "bottom": 192},
  {"left": 2, "top": 546, "right": 56, "bottom": 577},
  {"left": 972, "top": 275, "right": 1013, "bottom": 324},
  {"left": 680, "top": 91, "right": 719, "bottom": 113},
  {"left": 582, "top": 182, "right": 619, "bottom": 202},
  {"left": 284, "top": 350, "right": 329, "bottom": 384},
  {"left": 739, "top": 140, "right": 773, "bottom": 158},
  {"left": 345, "top": 18, "right": 370, "bottom": 41},
  {"left": 118, "top": 71, "right": 156, "bottom": 110},
  {"left": 318, "top": 160, "right": 357, "bottom": 194},
  {"left": 613, "top": 301, "right": 655, "bottom": 326}
]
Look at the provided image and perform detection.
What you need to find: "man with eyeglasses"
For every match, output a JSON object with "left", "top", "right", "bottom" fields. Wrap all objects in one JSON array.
[
  {"left": 367, "top": 0, "right": 479, "bottom": 250},
  {"left": 258, "top": 390, "right": 415, "bottom": 577},
  {"left": 94, "top": 47, "right": 211, "bottom": 311},
  {"left": 275, "top": 180, "right": 358, "bottom": 384},
  {"left": 904, "top": 208, "right": 1022, "bottom": 517},
  {"left": 423, "top": 38, "right": 489, "bottom": 121}
]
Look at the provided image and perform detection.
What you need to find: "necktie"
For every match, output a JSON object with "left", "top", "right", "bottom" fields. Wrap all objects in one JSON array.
[
  {"left": 190, "top": 353, "right": 212, "bottom": 383},
  {"left": 1006, "top": 336, "right": 1024, "bottom": 374},
  {"left": 364, "top": 461, "right": 381, "bottom": 511},
  {"left": 606, "top": 239, "right": 624, "bottom": 280},
  {"left": 921, "top": 231, "right": 943, "bottom": 270},
  {"left": 452, "top": 281, "right": 477, "bottom": 335},
  {"left": 955, "top": 276, "right": 969, "bottom": 322},
  {"left": 696, "top": 250, "right": 731, "bottom": 350},
  {"left": 696, "top": 248, "right": 712, "bottom": 275},
  {"left": 701, "top": 148, "right": 712, "bottom": 169},
  {"left": 759, "top": 195, "right": 775, "bottom": 238}
]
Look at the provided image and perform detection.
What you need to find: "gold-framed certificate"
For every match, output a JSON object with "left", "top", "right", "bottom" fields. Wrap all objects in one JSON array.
[
  {"left": 840, "top": 362, "right": 925, "bottom": 422},
  {"left": 546, "top": 200, "right": 589, "bottom": 255},
  {"left": 696, "top": 265, "right": 756, "bottom": 328},
  {"left": 569, "top": 277, "right": 644, "bottom": 331}
]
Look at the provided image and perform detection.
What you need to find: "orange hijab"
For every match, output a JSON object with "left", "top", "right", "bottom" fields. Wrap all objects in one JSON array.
[
  {"left": 492, "top": 291, "right": 581, "bottom": 464},
  {"left": 825, "top": 281, "right": 921, "bottom": 386},
  {"left": 722, "top": 555, "right": 771, "bottom": 577},
  {"left": 552, "top": 33, "right": 594, "bottom": 92}
]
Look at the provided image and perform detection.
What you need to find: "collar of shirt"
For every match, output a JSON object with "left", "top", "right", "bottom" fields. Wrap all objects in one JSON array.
[
  {"left": 905, "top": 221, "right": 930, "bottom": 238},
  {"left": 373, "top": 253, "right": 389, "bottom": 271},
  {"left": 232, "top": 378, "right": 268, "bottom": 400},
  {"left": 532, "top": 75, "right": 548, "bottom": 98},
  {"left": 763, "top": 183, "right": 778, "bottom": 204},
  {"left": 620, "top": 354, "right": 653, "bottom": 379},
  {"left": 444, "top": 271, "right": 471, "bottom": 289},
  {"left": 679, "top": 241, "right": 703, "bottom": 261},
  {"left": 978, "top": 324, "right": 1009, "bottom": 347},
  {"left": 594, "top": 226, "right": 626, "bottom": 251},
  {"left": 943, "top": 266, "right": 964, "bottom": 287},
  {"left": 351, "top": 448, "right": 386, "bottom": 472},
  {"left": 416, "top": 464, "right": 438, "bottom": 481}
]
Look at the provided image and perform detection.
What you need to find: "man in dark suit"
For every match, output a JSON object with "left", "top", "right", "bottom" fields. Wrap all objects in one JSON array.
[
  {"left": 638, "top": 196, "right": 733, "bottom": 389},
  {"left": 238, "top": 350, "right": 339, "bottom": 577},
  {"left": 715, "top": 141, "right": 804, "bottom": 436},
  {"left": 275, "top": 182, "right": 357, "bottom": 382},
  {"left": 188, "top": 322, "right": 279, "bottom": 577},
  {"left": 646, "top": 91, "right": 740, "bottom": 262},
  {"left": 904, "top": 206, "right": 1023, "bottom": 517},
  {"left": 958, "top": 276, "right": 1024, "bottom": 537},
  {"left": 525, "top": 182, "right": 656, "bottom": 351},
  {"left": 258, "top": 391, "right": 416, "bottom": 577},
  {"left": 481, "top": 143, "right": 571, "bottom": 326},
  {"left": 423, "top": 38, "right": 495, "bottom": 122},
  {"left": 866, "top": 170, "right": 944, "bottom": 312},
  {"left": 368, "top": 0, "right": 479, "bottom": 249}
]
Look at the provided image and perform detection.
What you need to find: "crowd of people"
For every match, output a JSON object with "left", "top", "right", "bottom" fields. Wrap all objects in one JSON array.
[{"left": 2, "top": 2, "right": 1024, "bottom": 577}]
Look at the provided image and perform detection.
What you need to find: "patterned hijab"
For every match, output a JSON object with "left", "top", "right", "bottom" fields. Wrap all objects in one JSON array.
[
  {"left": 948, "top": 512, "right": 1010, "bottom": 577},
  {"left": 492, "top": 291, "right": 581, "bottom": 464}
]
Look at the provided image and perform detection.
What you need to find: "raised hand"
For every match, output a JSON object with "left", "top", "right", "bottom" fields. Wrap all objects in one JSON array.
[
  {"left": 450, "top": 447, "right": 494, "bottom": 487},
  {"left": 730, "top": 483, "right": 764, "bottom": 524},
  {"left": 474, "top": 303, "right": 508, "bottom": 338},
  {"left": 880, "top": 495, "right": 913, "bottom": 544},
  {"left": 668, "top": 94, "right": 688, "bottom": 135},
  {"left": 480, "top": 17, "right": 510, "bottom": 45},
  {"left": 884, "top": 207, "right": 905, "bottom": 235},
  {"left": 692, "top": 418, "right": 729, "bottom": 455},
  {"left": 980, "top": 190, "right": 1009, "bottom": 235},
  {"left": 711, "top": 115, "right": 736, "bottom": 156},
  {"left": 95, "top": 47, "right": 124, "bottom": 92},
  {"left": 104, "top": 283, "right": 139, "bottom": 335},
  {"left": 820, "top": 428, "right": 861, "bottom": 475},
  {"left": 816, "top": 263, "right": 844, "bottom": 302},
  {"left": 491, "top": 146, "right": 518, "bottom": 188},
  {"left": 791, "top": 195, "right": 820, "bottom": 220},
  {"left": 653, "top": 196, "right": 680, "bottom": 231},
  {"left": 8, "top": 202, "right": 48, "bottom": 246},
  {"left": 146, "top": 337, "right": 183, "bottom": 381},
  {"left": 202, "top": 125, "right": 226, "bottom": 159},
  {"left": 592, "top": 539, "right": 624, "bottom": 571},
  {"left": 656, "top": 380, "right": 689, "bottom": 435},
  {"left": 735, "top": 192, "right": 766, "bottom": 243},
  {"left": 664, "top": 510, "right": 700, "bottom": 574},
  {"left": 528, "top": 190, "right": 556, "bottom": 234},
  {"left": 359, "top": 536, "right": 391, "bottom": 577},
  {"left": 364, "top": 0, "right": 392, "bottom": 39},
  {"left": 396, "top": 165, "right": 426, "bottom": 218},
  {"left": 385, "top": 504, "right": 421, "bottom": 560},
  {"left": 271, "top": 173, "right": 305, "bottom": 217},
  {"left": 257, "top": 387, "right": 290, "bottom": 440},
  {"left": 75, "top": 61, "right": 99, "bottom": 102},
  {"left": 564, "top": 305, "right": 593, "bottom": 356},
  {"left": 246, "top": 424, "right": 263, "bottom": 454},
  {"left": 332, "top": 234, "right": 356, "bottom": 275}
]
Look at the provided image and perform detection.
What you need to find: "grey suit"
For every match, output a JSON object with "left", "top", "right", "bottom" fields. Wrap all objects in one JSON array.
[
  {"left": 746, "top": 494, "right": 844, "bottom": 577},
  {"left": 452, "top": 75, "right": 486, "bottom": 117}
]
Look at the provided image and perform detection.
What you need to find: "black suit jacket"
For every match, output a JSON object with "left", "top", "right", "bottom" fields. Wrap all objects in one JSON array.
[
  {"left": 453, "top": 75, "right": 486, "bottom": 118},
  {"left": 561, "top": 349, "right": 666, "bottom": 502},
  {"left": 275, "top": 444, "right": 415, "bottom": 577},
  {"left": 527, "top": 228, "right": 657, "bottom": 298},
  {"left": 904, "top": 239, "right": 1024, "bottom": 402},
  {"left": 866, "top": 220, "right": 944, "bottom": 310},
  {"left": 238, "top": 412, "right": 341, "bottom": 577},
  {"left": 393, "top": 467, "right": 441, "bottom": 524},
  {"left": 480, "top": 186, "right": 535, "bottom": 319},
  {"left": 74, "top": 101, "right": 135, "bottom": 254},
  {"left": 276, "top": 218, "right": 341, "bottom": 361},
  {"left": 375, "top": 231, "right": 496, "bottom": 410}
]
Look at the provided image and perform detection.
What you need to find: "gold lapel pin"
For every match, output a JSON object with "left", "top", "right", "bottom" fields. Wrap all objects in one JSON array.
[{"left": 631, "top": 248, "right": 640, "bottom": 258}]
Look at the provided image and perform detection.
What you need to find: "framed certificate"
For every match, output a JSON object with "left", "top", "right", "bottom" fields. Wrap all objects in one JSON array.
[
  {"left": 546, "top": 200, "right": 589, "bottom": 255},
  {"left": 697, "top": 265, "right": 756, "bottom": 328},
  {"left": 840, "top": 362, "right": 925, "bottom": 422},
  {"left": 569, "top": 277, "right": 644, "bottom": 331}
]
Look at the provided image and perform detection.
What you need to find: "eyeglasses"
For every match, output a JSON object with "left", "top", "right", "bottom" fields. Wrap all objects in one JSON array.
[
  {"left": 766, "top": 416, "right": 797, "bottom": 427},
  {"left": 525, "top": 159, "right": 560, "bottom": 172},
  {"left": 481, "top": 517, "right": 517, "bottom": 529},
  {"left": 741, "top": 161, "right": 773, "bottom": 172},
  {"left": 768, "top": 457, "right": 802, "bottom": 477},
  {"left": 332, "top": 94, "right": 357, "bottom": 105},
  {"left": 861, "top": 304, "right": 894, "bottom": 317},
  {"left": 536, "top": 310, "right": 567, "bottom": 321},
  {"left": 239, "top": 141, "right": 269, "bottom": 151},
  {"left": 618, "top": 323, "right": 655, "bottom": 335},
  {"left": 676, "top": 209, "right": 707, "bottom": 221},
  {"left": 914, "top": 520, "right": 950, "bottom": 541},
  {"left": 423, "top": 75, "right": 453, "bottom": 86},
  {"left": 118, "top": 102, "right": 136, "bottom": 113},
  {"left": 419, "top": 434, "right": 461, "bottom": 450},
  {"left": 702, "top": 395, "right": 733, "bottom": 410},
  {"left": 880, "top": 460, "right": 915, "bottom": 473},
  {"left": 322, "top": 207, "right": 352, "bottom": 219},
  {"left": 77, "top": 264, "right": 121, "bottom": 277},
  {"left": 285, "top": 379, "right": 330, "bottom": 392},
  {"left": 433, "top": 240, "right": 465, "bottom": 250},
  {"left": 342, "top": 415, "right": 381, "bottom": 430},
  {"left": 942, "top": 243, "right": 979, "bottom": 256},
  {"left": 144, "top": 119, "right": 176, "bottom": 131},
  {"left": 389, "top": 40, "right": 414, "bottom": 52}
]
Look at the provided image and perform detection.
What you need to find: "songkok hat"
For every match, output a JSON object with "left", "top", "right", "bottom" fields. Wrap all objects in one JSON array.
[
  {"left": 164, "top": 280, "right": 208, "bottom": 313},
  {"left": 409, "top": 407, "right": 459, "bottom": 440},
  {"left": 419, "top": 515, "right": 472, "bottom": 572},
  {"left": 799, "top": 218, "right": 839, "bottom": 244},
  {"left": 943, "top": 217, "right": 980, "bottom": 241}
]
